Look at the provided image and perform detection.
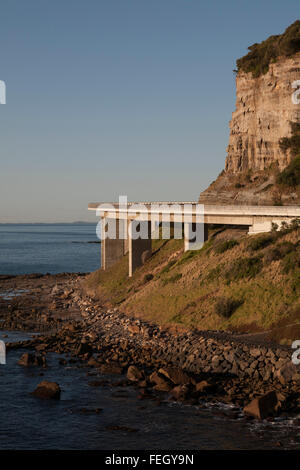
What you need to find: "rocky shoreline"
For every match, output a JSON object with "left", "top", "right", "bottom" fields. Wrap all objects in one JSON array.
[{"left": 1, "top": 272, "right": 300, "bottom": 421}]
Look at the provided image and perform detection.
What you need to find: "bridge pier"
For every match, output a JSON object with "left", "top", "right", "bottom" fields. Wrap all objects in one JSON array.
[
  {"left": 129, "top": 221, "right": 152, "bottom": 277},
  {"left": 248, "top": 220, "right": 273, "bottom": 235},
  {"left": 184, "top": 223, "right": 208, "bottom": 251},
  {"left": 101, "top": 218, "right": 126, "bottom": 270}
]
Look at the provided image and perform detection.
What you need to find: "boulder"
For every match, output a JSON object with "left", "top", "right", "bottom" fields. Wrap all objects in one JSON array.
[
  {"left": 195, "top": 380, "right": 215, "bottom": 394},
  {"left": 76, "top": 341, "right": 92, "bottom": 356},
  {"left": 158, "top": 367, "right": 191, "bottom": 385},
  {"left": 243, "top": 391, "right": 278, "bottom": 420},
  {"left": 18, "top": 352, "right": 46, "bottom": 368},
  {"left": 127, "top": 365, "right": 144, "bottom": 382},
  {"left": 127, "top": 324, "right": 140, "bottom": 334},
  {"left": 87, "top": 356, "right": 101, "bottom": 367},
  {"left": 18, "top": 353, "right": 35, "bottom": 366},
  {"left": 149, "top": 371, "right": 172, "bottom": 391},
  {"left": 250, "top": 348, "right": 261, "bottom": 358},
  {"left": 32, "top": 381, "right": 61, "bottom": 400},
  {"left": 276, "top": 362, "right": 300, "bottom": 384},
  {"left": 99, "top": 363, "right": 123, "bottom": 375},
  {"left": 170, "top": 384, "right": 190, "bottom": 401}
]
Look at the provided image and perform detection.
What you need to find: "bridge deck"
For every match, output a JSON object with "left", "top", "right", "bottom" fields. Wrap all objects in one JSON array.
[{"left": 88, "top": 202, "right": 300, "bottom": 218}]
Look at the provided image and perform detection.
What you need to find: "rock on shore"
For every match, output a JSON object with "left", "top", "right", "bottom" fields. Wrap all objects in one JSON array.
[{"left": 32, "top": 381, "right": 61, "bottom": 400}]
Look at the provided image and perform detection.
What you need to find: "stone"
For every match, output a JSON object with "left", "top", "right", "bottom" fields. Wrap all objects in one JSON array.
[
  {"left": 18, "top": 352, "right": 46, "bottom": 367},
  {"left": 195, "top": 380, "right": 215, "bottom": 394},
  {"left": 149, "top": 371, "right": 172, "bottom": 392},
  {"left": 238, "top": 361, "right": 248, "bottom": 371},
  {"left": 99, "top": 363, "right": 123, "bottom": 375},
  {"left": 87, "top": 356, "right": 100, "bottom": 367},
  {"left": 211, "top": 355, "right": 221, "bottom": 367},
  {"left": 127, "top": 365, "right": 144, "bottom": 382},
  {"left": 32, "top": 381, "right": 61, "bottom": 400},
  {"left": 76, "top": 341, "right": 92, "bottom": 356},
  {"left": 250, "top": 349, "right": 261, "bottom": 358},
  {"left": 243, "top": 391, "right": 278, "bottom": 420},
  {"left": 51, "top": 284, "right": 60, "bottom": 294},
  {"left": 127, "top": 324, "right": 140, "bottom": 334},
  {"left": 276, "top": 362, "right": 300, "bottom": 384},
  {"left": 137, "top": 379, "right": 146, "bottom": 387},
  {"left": 158, "top": 367, "right": 191, "bottom": 385},
  {"left": 170, "top": 384, "right": 190, "bottom": 401},
  {"left": 18, "top": 353, "right": 35, "bottom": 366}
]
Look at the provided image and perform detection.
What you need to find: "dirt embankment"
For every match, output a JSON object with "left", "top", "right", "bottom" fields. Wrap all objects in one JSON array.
[{"left": 84, "top": 224, "right": 300, "bottom": 344}]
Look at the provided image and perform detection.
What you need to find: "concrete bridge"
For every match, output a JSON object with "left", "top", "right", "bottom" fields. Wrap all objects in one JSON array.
[{"left": 88, "top": 202, "right": 300, "bottom": 277}]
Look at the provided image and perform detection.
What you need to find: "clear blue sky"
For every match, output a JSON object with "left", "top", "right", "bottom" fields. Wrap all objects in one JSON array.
[{"left": 0, "top": 0, "right": 299, "bottom": 222}]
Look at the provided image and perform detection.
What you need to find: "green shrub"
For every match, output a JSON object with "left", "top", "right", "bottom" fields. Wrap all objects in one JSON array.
[
  {"left": 215, "top": 297, "right": 242, "bottom": 319},
  {"left": 291, "top": 270, "right": 300, "bottom": 292},
  {"left": 143, "top": 273, "right": 154, "bottom": 283},
  {"left": 278, "top": 241, "right": 295, "bottom": 257},
  {"left": 264, "top": 248, "right": 282, "bottom": 263},
  {"left": 277, "top": 155, "right": 300, "bottom": 187},
  {"left": 290, "top": 218, "right": 300, "bottom": 230},
  {"left": 225, "top": 257, "right": 262, "bottom": 282},
  {"left": 247, "top": 234, "right": 274, "bottom": 251},
  {"left": 264, "top": 242, "right": 296, "bottom": 264},
  {"left": 177, "top": 242, "right": 212, "bottom": 266},
  {"left": 282, "top": 249, "right": 300, "bottom": 274},
  {"left": 260, "top": 183, "right": 274, "bottom": 193},
  {"left": 236, "top": 20, "right": 300, "bottom": 77},
  {"left": 206, "top": 264, "right": 224, "bottom": 281},
  {"left": 279, "top": 135, "right": 300, "bottom": 156},
  {"left": 162, "top": 273, "right": 182, "bottom": 286},
  {"left": 215, "top": 239, "right": 239, "bottom": 254}
]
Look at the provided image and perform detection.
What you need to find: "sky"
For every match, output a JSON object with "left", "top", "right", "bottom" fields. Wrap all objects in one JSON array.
[{"left": 0, "top": 0, "right": 299, "bottom": 222}]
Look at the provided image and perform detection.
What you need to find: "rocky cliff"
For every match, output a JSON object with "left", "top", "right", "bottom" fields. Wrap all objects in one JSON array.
[
  {"left": 225, "top": 53, "right": 300, "bottom": 174},
  {"left": 200, "top": 21, "right": 300, "bottom": 206}
]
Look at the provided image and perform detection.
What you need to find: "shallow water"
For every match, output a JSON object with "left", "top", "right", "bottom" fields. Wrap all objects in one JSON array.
[
  {"left": 1, "top": 331, "right": 300, "bottom": 450},
  {"left": 0, "top": 289, "right": 30, "bottom": 300}
]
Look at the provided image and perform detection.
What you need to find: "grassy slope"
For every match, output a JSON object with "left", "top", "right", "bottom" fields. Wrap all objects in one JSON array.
[{"left": 85, "top": 227, "right": 300, "bottom": 344}]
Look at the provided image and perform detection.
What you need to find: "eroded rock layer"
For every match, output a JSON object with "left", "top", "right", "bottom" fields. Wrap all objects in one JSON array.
[{"left": 225, "top": 53, "right": 300, "bottom": 173}]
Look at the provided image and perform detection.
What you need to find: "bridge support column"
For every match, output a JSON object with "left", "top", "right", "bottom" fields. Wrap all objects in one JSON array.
[
  {"left": 129, "top": 221, "right": 152, "bottom": 277},
  {"left": 101, "top": 218, "right": 126, "bottom": 270},
  {"left": 184, "top": 223, "right": 208, "bottom": 251}
]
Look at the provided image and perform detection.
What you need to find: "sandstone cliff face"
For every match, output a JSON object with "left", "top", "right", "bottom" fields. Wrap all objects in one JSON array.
[
  {"left": 225, "top": 52, "right": 300, "bottom": 173},
  {"left": 199, "top": 52, "right": 300, "bottom": 206}
]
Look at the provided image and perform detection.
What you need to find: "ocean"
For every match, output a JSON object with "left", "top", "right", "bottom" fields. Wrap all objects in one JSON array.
[{"left": 0, "top": 224, "right": 101, "bottom": 275}]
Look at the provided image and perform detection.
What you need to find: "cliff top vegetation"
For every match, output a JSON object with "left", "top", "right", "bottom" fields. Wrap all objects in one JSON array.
[{"left": 236, "top": 20, "right": 300, "bottom": 77}]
